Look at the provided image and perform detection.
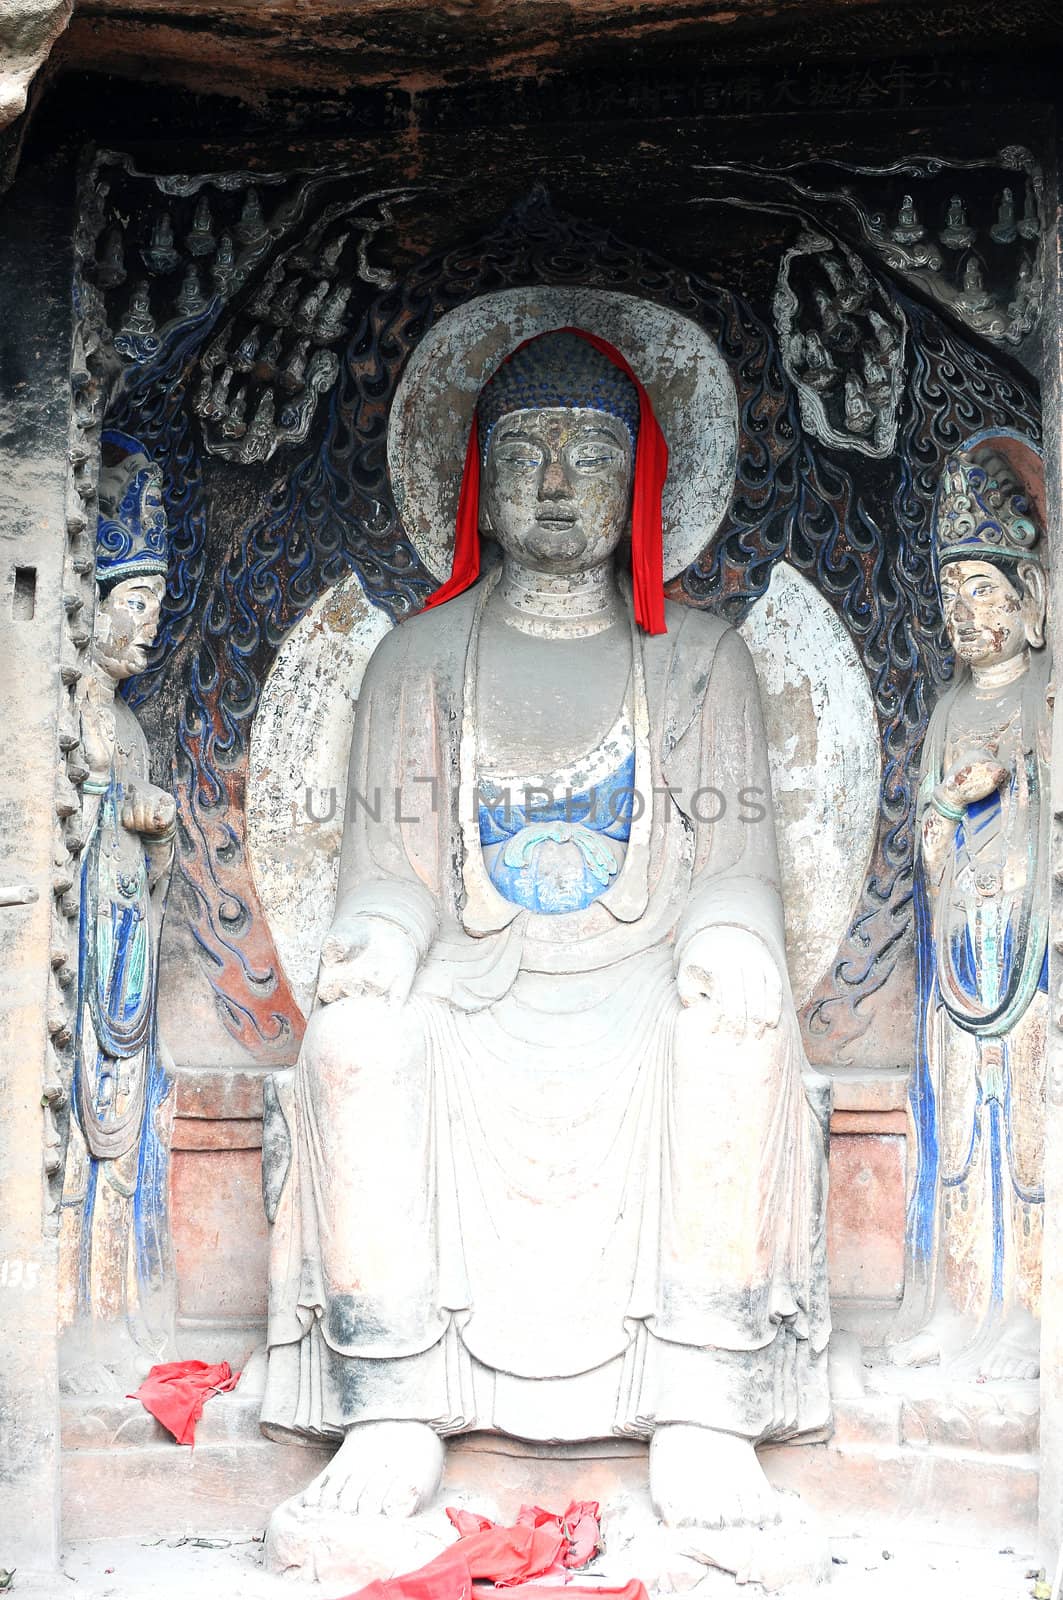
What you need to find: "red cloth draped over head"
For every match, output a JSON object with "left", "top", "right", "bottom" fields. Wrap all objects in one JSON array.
[{"left": 421, "top": 327, "right": 669, "bottom": 635}]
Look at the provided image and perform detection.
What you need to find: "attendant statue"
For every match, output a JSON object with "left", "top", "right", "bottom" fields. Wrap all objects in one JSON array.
[
  {"left": 58, "top": 432, "right": 178, "bottom": 1390},
  {"left": 262, "top": 330, "right": 830, "bottom": 1538},
  {"left": 894, "top": 445, "right": 1048, "bottom": 1381}
]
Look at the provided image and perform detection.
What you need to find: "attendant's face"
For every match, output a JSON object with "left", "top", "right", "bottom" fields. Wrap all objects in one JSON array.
[
  {"left": 481, "top": 406, "right": 633, "bottom": 574},
  {"left": 94, "top": 575, "right": 165, "bottom": 680},
  {"left": 940, "top": 559, "right": 1044, "bottom": 668}
]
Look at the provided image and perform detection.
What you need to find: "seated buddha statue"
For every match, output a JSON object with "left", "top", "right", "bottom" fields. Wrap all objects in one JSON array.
[{"left": 262, "top": 329, "right": 830, "bottom": 1538}]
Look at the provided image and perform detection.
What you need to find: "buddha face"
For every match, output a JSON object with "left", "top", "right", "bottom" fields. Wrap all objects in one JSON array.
[
  {"left": 93, "top": 574, "right": 166, "bottom": 681},
  {"left": 939, "top": 558, "right": 1045, "bottom": 669},
  {"left": 481, "top": 407, "right": 633, "bottom": 574}
]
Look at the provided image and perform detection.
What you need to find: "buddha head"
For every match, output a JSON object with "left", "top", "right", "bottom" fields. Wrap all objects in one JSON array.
[
  {"left": 934, "top": 445, "right": 1046, "bottom": 670},
  {"left": 93, "top": 432, "right": 170, "bottom": 681},
  {"left": 476, "top": 331, "right": 639, "bottom": 575}
]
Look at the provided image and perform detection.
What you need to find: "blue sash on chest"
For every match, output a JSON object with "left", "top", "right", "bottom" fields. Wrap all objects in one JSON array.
[{"left": 478, "top": 749, "right": 635, "bottom": 914}]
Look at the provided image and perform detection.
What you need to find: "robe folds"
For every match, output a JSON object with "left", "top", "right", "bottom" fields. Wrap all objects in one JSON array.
[
  {"left": 262, "top": 575, "right": 831, "bottom": 1448},
  {"left": 58, "top": 698, "right": 176, "bottom": 1369},
  {"left": 903, "top": 652, "right": 1049, "bottom": 1346}
]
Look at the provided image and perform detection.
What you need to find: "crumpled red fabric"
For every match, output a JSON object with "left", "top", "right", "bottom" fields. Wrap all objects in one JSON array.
[
  {"left": 129, "top": 1359, "right": 240, "bottom": 1445},
  {"left": 342, "top": 1501, "right": 648, "bottom": 1600}
]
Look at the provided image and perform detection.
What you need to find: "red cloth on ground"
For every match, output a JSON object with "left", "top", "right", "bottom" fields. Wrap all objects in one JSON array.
[
  {"left": 129, "top": 1359, "right": 240, "bottom": 1445},
  {"left": 422, "top": 327, "right": 669, "bottom": 636},
  {"left": 342, "top": 1501, "right": 649, "bottom": 1600}
]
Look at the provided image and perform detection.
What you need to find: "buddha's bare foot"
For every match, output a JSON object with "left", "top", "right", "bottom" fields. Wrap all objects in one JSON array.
[
  {"left": 889, "top": 1329, "right": 941, "bottom": 1368},
  {"left": 975, "top": 1310, "right": 1040, "bottom": 1382},
  {"left": 297, "top": 1421, "right": 444, "bottom": 1518},
  {"left": 890, "top": 1307, "right": 968, "bottom": 1370},
  {"left": 650, "top": 1424, "right": 780, "bottom": 1530}
]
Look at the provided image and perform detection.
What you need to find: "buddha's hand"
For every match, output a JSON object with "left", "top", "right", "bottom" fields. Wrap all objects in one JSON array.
[
  {"left": 120, "top": 781, "right": 176, "bottom": 840},
  {"left": 675, "top": 925, "right": 783, "bottom": 1038},
  {"left": 317, "top": 913, "right": 419, "bottom": 1007},
  {"left": 940, "top": 747, "right": 1009, "bottom": 808}
]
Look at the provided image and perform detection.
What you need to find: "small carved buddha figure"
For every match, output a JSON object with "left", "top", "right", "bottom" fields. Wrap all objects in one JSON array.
[
  {"left": 940, "top": 195, "right": 975, "bottom": 252},
  {"left": 956, "top": 255, "right": 992, "bottom": 318},
  {"left": 263, "top": 330, "right": 830, "bottom": 1542},
  {"left": 894, "top": 446, "right": 1048, "bottom": 1381},
  {"left": 892, "top": 192, "right": 925, "bottom": 244},
  {"left": 122, "top": 282, "right": 156, "bottom": 339},
  {"left": 58, "top": 432, "right": 178, "bottom": 1391}
]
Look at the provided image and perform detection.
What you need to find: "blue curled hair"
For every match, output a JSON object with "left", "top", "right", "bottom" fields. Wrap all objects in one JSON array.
[{"left": 476, "top": 331, "right": 640, "bottom": 464}]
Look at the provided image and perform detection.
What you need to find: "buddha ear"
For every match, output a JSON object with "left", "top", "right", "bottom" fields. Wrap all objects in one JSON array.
[{"left": 1017, "top": 560, "right": 1047, "bottom": 649}]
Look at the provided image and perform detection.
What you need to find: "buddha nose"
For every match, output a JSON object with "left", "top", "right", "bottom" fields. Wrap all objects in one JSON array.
[{"left": 539, "top": 458, "right": 571, "bottom": 500}]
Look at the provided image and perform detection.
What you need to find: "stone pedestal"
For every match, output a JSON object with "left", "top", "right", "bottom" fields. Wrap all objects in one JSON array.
[{"left": 61, "top": 1340, "right": 1039, "bottom": 1588}]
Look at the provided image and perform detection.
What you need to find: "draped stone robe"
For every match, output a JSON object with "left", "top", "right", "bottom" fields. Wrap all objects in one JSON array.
[
  {"left": 904, "top": 651, "right": 1049, "bottom": 1345},
  {"left": 262, "top": 575, "right": 831, "bottom": 1448},
  {"left": 58, "top": 697, "right": 176, "bottom": 1369}
]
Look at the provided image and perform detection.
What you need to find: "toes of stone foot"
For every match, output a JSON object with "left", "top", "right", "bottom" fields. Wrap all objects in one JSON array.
[
  {"left": 325, "top": 1473, "right": 350, "bottom": 1513},
  {"left": 300, "top": 1473, "right": 327, "bottom": 1510},
  {"left": 345, "top": 1472, "right": 381, "bottom": 1516},
  {"left": 381, "top": 1479, "right": 422, "bottom": 1519}
]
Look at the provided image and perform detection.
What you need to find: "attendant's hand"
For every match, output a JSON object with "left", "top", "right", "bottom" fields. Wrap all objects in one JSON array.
[
  {"left": 317, "top": 913, "right": 419, "bottom": 1007},
  {"left": 121, "top": 781, "right": 176, "bottom": 839},
  {"left": 675, "top": 925, "right": 783, "bottom": 1038},
  {"left": 940, "top": 748, "right": 1009, "bottom": 808},
  {"left": 79, "top": 685, "right": 116, "bottom": 788}
]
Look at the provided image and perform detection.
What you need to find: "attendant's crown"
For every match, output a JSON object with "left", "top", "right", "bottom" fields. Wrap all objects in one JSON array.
[
  {"left": 934, "top": 445, "right": 1041, "bottom": 572},
  {"left": 95, "top": 430, "right": 169, "bottom": 591}
]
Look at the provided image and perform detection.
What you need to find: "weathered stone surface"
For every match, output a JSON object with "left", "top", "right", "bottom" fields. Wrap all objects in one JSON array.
[
  {"left": 0, "top": 164, "right": 77, "bottom": 1576},
  {"left": 0, "top": 0, "right": 70, "bottom": 128},
  {"left": 61, "top": 1398, "right": 1040, "bottom": 1545},
  {"left": 739, "top": 560, "right": 880, "bottom": 1007},
  {"left": 171, "top": 1146, "right": 268, "bottom": 1332},
  {"left": 828, "top": 1133, "right": 907, "bottom": 1303},
  {"left": 265, "top": 1502, "right": 451, "bottom": 1591},
  {"left": 44, "top": 0, "right": 1063, "bottom": 107}
]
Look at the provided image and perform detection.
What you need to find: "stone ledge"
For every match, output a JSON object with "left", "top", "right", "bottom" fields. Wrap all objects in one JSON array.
[
  {"left": 61, "top": 1423, "right": 1039, "bottom": 1544},
  {"left": 173, "top": 1116, "right": 263, "bottom": 1151},
  {"left": 826, "top": 1068, "right": 908, "bottom": 1114},
  {"left": 174, "top": 1063, "right": 911, "bottom": 1123},
  {"left": 762, "top": 1439, "right": 1037, "bottom": 1538},
  {"left": 60, "top": 1387, "right": 1039, "bottom": 1543},
  {"left": 174, "top": 1064, "right": 281, "bottom": 1121},
  {"left": 830, "top": 1109, "right": 907, "bottom": 1135}
]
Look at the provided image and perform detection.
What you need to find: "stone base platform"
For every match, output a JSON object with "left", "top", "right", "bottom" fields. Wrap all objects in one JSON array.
[{"left": 62, "top": 1352, "right": 1039, "bottom": 1564}]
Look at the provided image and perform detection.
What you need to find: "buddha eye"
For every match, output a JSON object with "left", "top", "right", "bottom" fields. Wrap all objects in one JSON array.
[
  {"left": 570, "top": 447, "right": 621, "bottom": 470},
  {"left": 495, "top": 440, "right": 544, "bottom": 468}
]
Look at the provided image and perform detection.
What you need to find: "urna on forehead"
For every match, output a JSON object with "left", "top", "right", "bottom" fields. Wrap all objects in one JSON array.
[{"left": 477, "top": 330, "right": 641, "bottom": 463}]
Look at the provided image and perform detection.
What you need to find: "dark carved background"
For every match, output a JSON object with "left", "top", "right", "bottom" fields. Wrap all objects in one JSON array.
[{"left": 67, "top": 95, "right": 1046, "bottom": 1071}]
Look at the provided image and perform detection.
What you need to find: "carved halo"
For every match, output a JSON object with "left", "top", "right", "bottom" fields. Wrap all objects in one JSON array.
[{"left": 387, "top": 287, "right": 740, "bottom": 584}]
